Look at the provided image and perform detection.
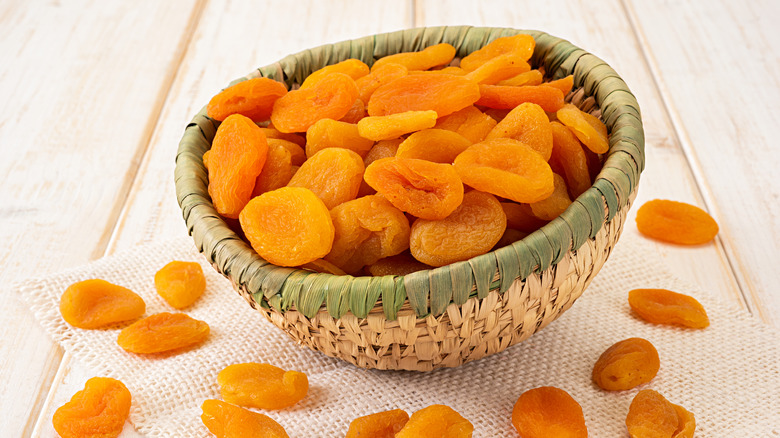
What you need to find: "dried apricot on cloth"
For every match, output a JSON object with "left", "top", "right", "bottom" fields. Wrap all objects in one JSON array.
[
  {"left": 635, "top": 199, "right": 719, "bottom": 245},
  {"left": 207, "top": 77, "right": 288, "bottom": 122},
  {"left": 626, "top": 389, "right": 695, "bottom": 438},
  {"left": 345, "top": 409, "right": 410, "bottom": 438},
  {"left": 357, "top": 110, "right": 438, "bottom": 141},
  {"left": 593, "top": 337, "right": 660, "bottom": 391},
  {"left": 239, "top": 187, "right": 335, "bottom": 266},
  {"left": 367, "top": 74, "right": 480, "bottom": 118},
  {"left": 201, "top": 399, "right": 289, "bottom": 438},
  {"left": 270, "top": 72, "right": 358, "bottom": 133},
  {"left": 395, "top": 404, "right": 473, "bottom": 438},
  {"left": 218, "top": 363, "right": 308, "bottom": 410},
  {"left": 154, "top": 261, "right": 206, "bottom": 309},
  {"left": 628, "top": 288, "right": 709, "bottom": 328},
  {"left": 556, "top": 104, "right": 609, "bottom": 154},
  {"left": 511, "top": 386, "right": 588, "bottom": 438},
  {"left": 117, "top": 312, "right": 209, "bottom": 354},
  {"left": 53, "top": 377, "right": 131, "bottom": 438},
  {"left": 60, "top": 279, "right": 145, "bottom": 329}
]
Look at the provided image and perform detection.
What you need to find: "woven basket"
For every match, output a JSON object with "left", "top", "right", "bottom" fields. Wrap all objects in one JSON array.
[{"left": 175, "top": 26, "right": 644, "bottom": 371}]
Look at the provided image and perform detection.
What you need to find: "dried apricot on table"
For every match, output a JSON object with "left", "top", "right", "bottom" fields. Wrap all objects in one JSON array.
[
  {"left": 592, "top": 337, "right": 660, "bottom": 391},
  {"left": 511, "top": 386, "right": 588, "bottom": 438},
  {"left": 201, "top": 399, "right": 289, "bottom": 438},
  {"left": 207, "top": 77, "right": 288, "bottom": 122},
  {"left": 367, "top": 74, "right": 480, "bottom": 118},
  {"left": 218, "top": 363, "right": 309, "bottom": 410},
  {"left": 154, "top": 261, "right": 206, "bottom": 309},
  {"left": 208, "top": 113, "right": 268, "bottom": 219},
  {"left": 410, "top": 190, "right": 506, "bottom": 267},
  {"left": 556, "top": 104, "right": 609, "bottom": 154},
  {"left": 117, "top": 312, "right": 209, "bottom": 354},
  {"left": 239, "top": 187, "right": 335, "bottom": 266},
  {"left": 529, "top": 173, "right": 572, "bottom": 221},
  {"left": 628, "top": 288, "right": 710, "bottom": 328},
  {"left": 60, "top": 279, "right": 145, "bottom": 329},
  {"left": 435, "top": 105, "right": 497, "bottom": 143},
  {"left": 395, "top": 404, "right": 473, "bottom": 438},
  {"left": 371, "top": 42, "right": 456, "bottom": 71},
  {"left": 357, "top": 110, "right": 438, "bottom": 141},
  {"left": 52, "top": 377, "right": 131, "bottom": 438},
  {"left": 364, "top": 157, "right": 464, "bottom": 220},
  {"left": 305, "top": 118, "right": 374, "bottom": 158},
  {"left": 549, "top": 121, "right": 592, "bottom": 199},
  {"left": 477, "top": 84, "right": 565, "bottom": 112},
  {"left": 396, "top": 129, "right": 473, "bottom": 164},
  {"left": 486, "top": 102, "right": 553, "bottom": 160},
  {"left": 300, "top": 58, "right": 369, "bottom": 89},
  {"left": 270, "top": 72, "right": 358, "bottom": 133},
  {"left": 626, "top": 389, "right": 695, "bottom": 438},
  {"left": 635, "top": 199, "right": 719, "bottom": 245},
  {"left": 454, "top": 138, "right": 554, "bottom": 204},
  {"left": 286, "top": 148, "right": 364, "bottom": 209},
  {"left": 345, "top": 409, "right": 410, "bottom": 438}
]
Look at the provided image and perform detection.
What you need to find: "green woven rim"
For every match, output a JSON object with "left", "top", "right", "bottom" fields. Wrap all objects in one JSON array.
[{"left": 175, "top": 26, "right": 644, "bottom": 321}]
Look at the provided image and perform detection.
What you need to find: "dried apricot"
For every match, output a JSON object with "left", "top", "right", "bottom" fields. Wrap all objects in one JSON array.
[
  {"left": 202, "top": 149, "right": 211, "bottom": 170},
  {"left": 300, "top": 58, "right": 369, "bottom": 89},
  {"left": 395, "top": 404, "right": 473, "bottom": 438},
  {"left": 529, "top": 174, "right": 572, "bottom": 221},
  {"left": 372, "top": 43, "right": 456, "bottom": 71},
  {"left": 207, "top": 77, "right": 288, "bottom": 122},
  {"left": 410, "top": 190, "right": 506, "bottom": 267},
  {"left": 345, "top": 409, "right": 410, "bottom": 438},
  {"left": 476, "top": 84, "right": 565, "bottom": 112},
  {"left": 325, "top": 195, "right": 411, "bottom": 274},
  {"left": 396, "top": 129, "right": 472, "bottom": 164},
  {"left": 453, "top": 138, "right": 554, "bottom": 204},
  {"left": 60, "top": 279, "right": 145, "bottom": 329},
  {"left": 501, "top": 202, "right": 548, "bottom": 233},
  {"left": 252, "top": 140, "right": 294, "bottom": 196},
  {"left": 357, "top": 110, "right": 438, "bottom": 141},
  {"left": 434, "top": 105, "right": 497, "bottom": 143},
  {"left": 671, "top": 403, "right": 696, "bottom": 438},
  {"left": 463, "top": 53, "right": 530, "bottom": 85},
  {"left": 460, "top": 34, "right": 535, "bottom": 71},
  {"left": 625, "top": 389, "right": 696, "bottom": 438},
  {"left": 356, "top": 63, "right": 408, "bottom": 103},
  {"left": 340, "top": 97, "right": 368, "bottom": 124},
  {"left": 154, "top": 261, "right": 206, "bottom": 309},
  {"left": 367, "top": 74, "right": 480, "bottom": 118},
  {"left": 364, "top": 157, "right": 464, "bottom": 220},
  {"left": 542, "top": 75, "right": 575, "bottom": 95},
  {"left": 305, "top": 118, "right": 374, "bottom": 158},
  {"left": 201, "top": 399, "right": 289, "bottom": 438},
  {"left": 635, "top": 199, "right": 719, "bottom": 245},
  {"left": 367, "top": 252, "right": 430, "bottom": 276},
  {"left": 287, "top": 148, "right": 364, "bottom": 209},
  {"left": 628, "top": 289, "right": 709, "bottom": 328},
  {"left": 358, "top": 138, "right": 404, "bottom": 197},
  {"left": 52, "top": 377, "right": 131, "bottom": 438},
  {"left": 556, "top": 104, "right": 609, "bottom": 154},
  {"left": 117, "top": 312, "right": 209, "bottom": 354},
  {"left": 592, "top": 337, "right": 660, "bottom": 391},
  {"left": 486, "top": 102, "right": 553, "bottom": 160},
  {"left": 239, "top": 187, "right": 335, "bottom": 266},
  {"left": 270, "top": 72, "right": 358, "bottom": 133},
  {"left": 208, "top": 114, "right": 268, "bottom": 219},
  {"left": 217, "top": 363, "right": 308, "bottom": 410},
  {"left": 259, "top": 128, "right": 306, "bottom": 148},
  {"left": 549, "top": 121, "right": 591, "bottom": 199},
  {"left": 511, "top": 386, "right": 588, "bottom": 438},
  {"left": 268, "top": 138, "right": 306, "bottom": 166},
  {"left": 497, "top": 69, "right": 544, "bottom": 87}
]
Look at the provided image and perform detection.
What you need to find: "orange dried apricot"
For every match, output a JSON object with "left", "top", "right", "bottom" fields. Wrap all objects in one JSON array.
[
  {"left": 367, "top": 252, "right": 430, "bottom": 276},
  {"left": 345, "top": 409, "right": 410, "bottom": 438},
  {"left": 396, "top": 129, "right": 472, "bottom": 164},
  {"left": 453, "top": 138, "right": 554, "bottom": 204},
  {"left": 482, "top": 107, "right": 512, "bottom": 123},
  {"left": 367, "top": 74, "right": 480, "bottom": 118},
  {"left": 549, "top": 121, "right": 592, "bottom": 199},
  {"left": 529, "top": 174, "right": 572, "bottom": 221},
  {"left": 201, "top": 399, "right": 289, "bottom": 438},
  {"left": 463, "top": 53, "right": 530, "bottom": 85},
  {"left": 202, "top": 149, "right": 211, "bottom": 170},
  {"left": 372, "top": 43, "right": 456, "bottom": 71},
  {"left": 300, "top": 58, "right": 369, "bottom": 89},
  {"left": 635, "top": 199, "right": 719, "bottom": 245},
  {"left": 460, "top": 34, "right": 535, "bottom": 71},
  {"left": 671, "top": 403, "right": 696, "bottom": 438},
  {"left": 259, "top": 127, "right": 306, "bottom": 147},
  {"left": 364, "top": 157, "right": 464, "bottom": 220},
  {"left": 556, "top": 104, "right": 609, "bottom": 154},
  {"left": 434, "top": 105, "right": 497, "bottom": 143},
  {"left": 395, "top": 404, "right": 473, "bottom": 438},
  {"left": 340, "top": 97, "right": 367, "bottom": 124},
  {"left": 410, "top": 190, "right": 506, "bottom": 267},
  {"left": 358, "top": 138, "right": 404, "bottom": 197},
  {"left": 593, "top": 337, "right": 660, "bottom": 391},
  {"left": 625, "top": 389, "right": 695, "bottom": 438},
  {"left": 117, "top": 312, "right": 209, "bottom": 354},
  {"left": 542, "top": 74, "right": 575, "bottom": 95},
  {"left": 52, "top": 377, "right": 131, "bottom": 438},
  {"left": 356, "top": 63, "right": 408, "bottom": 103},
  {"left": 357, "top": 110, "right": 438, "bottom": 141},
  {"left": 154, "top": 261, "right": 206, "bottom": 309},
  {"left": 217, "top": 363, "right": 308, "bottom": 410},
  {"left": 207, "top": 77, "right": 288, "bottom": 123},
  {"left": 476, "top": 84, "right": 565, "bottom": 112},
  {"left": 270, "top": 72, "right": 358, "bottom": 133},
  {"left": 511, "top": 386, "right": 588, "bottom": 438},
  {"left": 501, "top": 202, "right": 549, "bottom": 233},
  {"left": 486, "top": 102, "right": 553, "bottom": 160},
  {"left": 60, "top": 279, "right": 145, "bottom": 329},
  {"left": 239, "top": 187, "right": 335, "bottom": 266},
  {"left": 208, "top": 114, "right": 268, "bottom": 219},
  {"left": 628, "top": 289, "right": 710, "bottom": 328},
  {"left": 497, "top": 69, "right": 544, "bottom": 87},
  {"left": 252, "top": 140, "right": 294, "bottom": 196},
  {"left": 325, "top": 195, "right": 411, "bottom": 274},
  {"left": 287, "top": 148, "right": 364, "bottom": 209},
  {"left": 267, "top": 138, "right": 306, "bottom": 166},
  {"left": 305, "top": 118, "right": 374, "bottom": 158}
]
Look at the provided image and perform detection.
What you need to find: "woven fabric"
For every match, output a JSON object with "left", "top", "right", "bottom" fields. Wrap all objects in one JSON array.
[{"left": 16, "top": 234, "right": 780, "bottom": 437}]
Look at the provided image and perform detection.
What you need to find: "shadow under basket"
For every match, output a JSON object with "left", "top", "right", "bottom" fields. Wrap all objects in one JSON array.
[{"left": 175, "top": 26, "right": 644, "bottom": 371}]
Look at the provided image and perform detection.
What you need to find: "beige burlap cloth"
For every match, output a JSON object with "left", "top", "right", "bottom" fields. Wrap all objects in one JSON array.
[{"left": 17, "top": 234, "right": 780, "bottom": 437}]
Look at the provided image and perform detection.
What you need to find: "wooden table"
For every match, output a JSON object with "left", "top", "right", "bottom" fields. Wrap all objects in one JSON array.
[{"left": 2, "top": 1, "right": 778, "bottom": 436}]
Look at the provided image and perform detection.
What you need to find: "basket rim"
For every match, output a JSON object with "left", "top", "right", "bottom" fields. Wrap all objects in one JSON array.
[{"left": 174, "top": 25, "right": 644, "bottom": 321}]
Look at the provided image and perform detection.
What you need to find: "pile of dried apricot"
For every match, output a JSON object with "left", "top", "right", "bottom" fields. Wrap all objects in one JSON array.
[{"left": 204, "top": 34, "right": 608, "bottom": 275}]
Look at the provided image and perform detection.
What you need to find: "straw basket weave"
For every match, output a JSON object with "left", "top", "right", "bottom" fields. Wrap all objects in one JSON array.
[{"left": 175, "top": 26, "right": 644, "bottom": 371}]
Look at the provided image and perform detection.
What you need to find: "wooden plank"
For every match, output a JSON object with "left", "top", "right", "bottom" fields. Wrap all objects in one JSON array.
[
  {"left": 0, "top": 0, "right": 204, "bottom": 436},
  {"left": 624, "top": 0, "right": 780, "bottom": 325}
]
